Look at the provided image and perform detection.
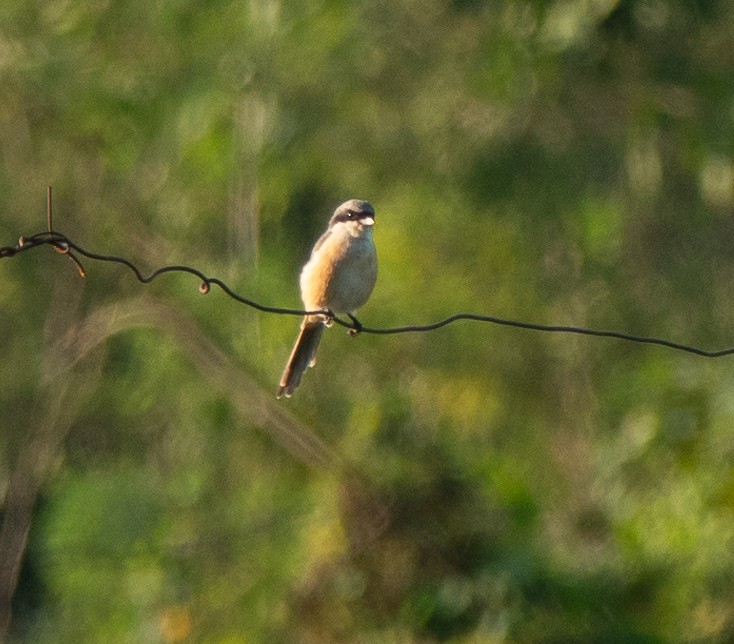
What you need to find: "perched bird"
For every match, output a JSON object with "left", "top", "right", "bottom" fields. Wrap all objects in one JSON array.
[{"left": 277, "top": 199, "right": 378, "bottom": 398}]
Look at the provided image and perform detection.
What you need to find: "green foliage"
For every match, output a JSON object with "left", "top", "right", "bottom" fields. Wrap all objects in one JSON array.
[{"left": 3, "top": 0, "right": 734, "bottom": 641}]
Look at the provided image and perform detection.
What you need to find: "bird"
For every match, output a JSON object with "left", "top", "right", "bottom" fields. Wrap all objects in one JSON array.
[{"left": 277, "top": 199, "right": 378, "bottom": 398}]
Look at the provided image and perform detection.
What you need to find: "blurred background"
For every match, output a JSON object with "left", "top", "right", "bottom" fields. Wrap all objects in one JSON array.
[{"left": 2, "top": 0, "right": 734, "bottom": 641}]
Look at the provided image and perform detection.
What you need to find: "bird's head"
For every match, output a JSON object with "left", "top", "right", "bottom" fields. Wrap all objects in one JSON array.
[{"left": 329, "top": 199, "right": 375, "bottom": 234}]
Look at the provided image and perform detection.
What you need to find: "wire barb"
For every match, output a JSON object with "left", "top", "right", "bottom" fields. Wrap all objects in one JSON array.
[
  {"left": 2, "top": 203, "right": 734, "bottom": 359},
  {"left": 47, "top": 185, "right": 53, "bottom": 232},
  {"left": 40, "top": 187, "right": 87, "bottom": 277}
]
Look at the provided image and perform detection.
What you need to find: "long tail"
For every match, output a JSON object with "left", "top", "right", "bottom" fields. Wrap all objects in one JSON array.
[{"left": 277, "top": 316, "right": 325, "bottom": 398}]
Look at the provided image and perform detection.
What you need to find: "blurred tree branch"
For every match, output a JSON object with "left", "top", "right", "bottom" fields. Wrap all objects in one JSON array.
[{"left": 0, "top": 292, "right": 337, "bottom": 637}]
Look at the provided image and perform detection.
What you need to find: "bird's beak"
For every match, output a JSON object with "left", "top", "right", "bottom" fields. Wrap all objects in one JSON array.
[{"left": 361, "top": 216, "right": 375, "bottom": 226}]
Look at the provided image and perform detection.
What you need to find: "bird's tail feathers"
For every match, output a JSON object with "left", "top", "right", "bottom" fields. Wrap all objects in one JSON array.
[{"left": 277, "top": 316, "right": 325, "bottom": 398}]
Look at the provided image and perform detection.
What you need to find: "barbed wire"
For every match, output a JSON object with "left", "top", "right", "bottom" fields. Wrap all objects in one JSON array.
[{"left": 2, "top": 188, "right": 734, "bottom": 358}]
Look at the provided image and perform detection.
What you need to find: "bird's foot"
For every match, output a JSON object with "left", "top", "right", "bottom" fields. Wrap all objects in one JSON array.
[{"left": 347, "top": 313, "right": 363, "bottom": 336}]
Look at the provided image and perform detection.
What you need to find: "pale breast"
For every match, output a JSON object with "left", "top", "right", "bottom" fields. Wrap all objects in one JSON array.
[{"left": 300, "top": 229, "right": 377, "bottom": 313}]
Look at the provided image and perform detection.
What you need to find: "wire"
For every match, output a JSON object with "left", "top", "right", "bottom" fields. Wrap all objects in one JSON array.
[{"left": 3, "top": 228, "right": 734, "bottom": 359}]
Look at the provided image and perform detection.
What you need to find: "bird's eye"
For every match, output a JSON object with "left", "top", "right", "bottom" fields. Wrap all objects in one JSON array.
[{"left": 347, "top": 210, "right": 357, "bottom": 219}]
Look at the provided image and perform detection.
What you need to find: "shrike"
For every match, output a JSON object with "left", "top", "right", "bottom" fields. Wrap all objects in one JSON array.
[{"left": 277, "top": 199, "right": 377, "bottom": 398}]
